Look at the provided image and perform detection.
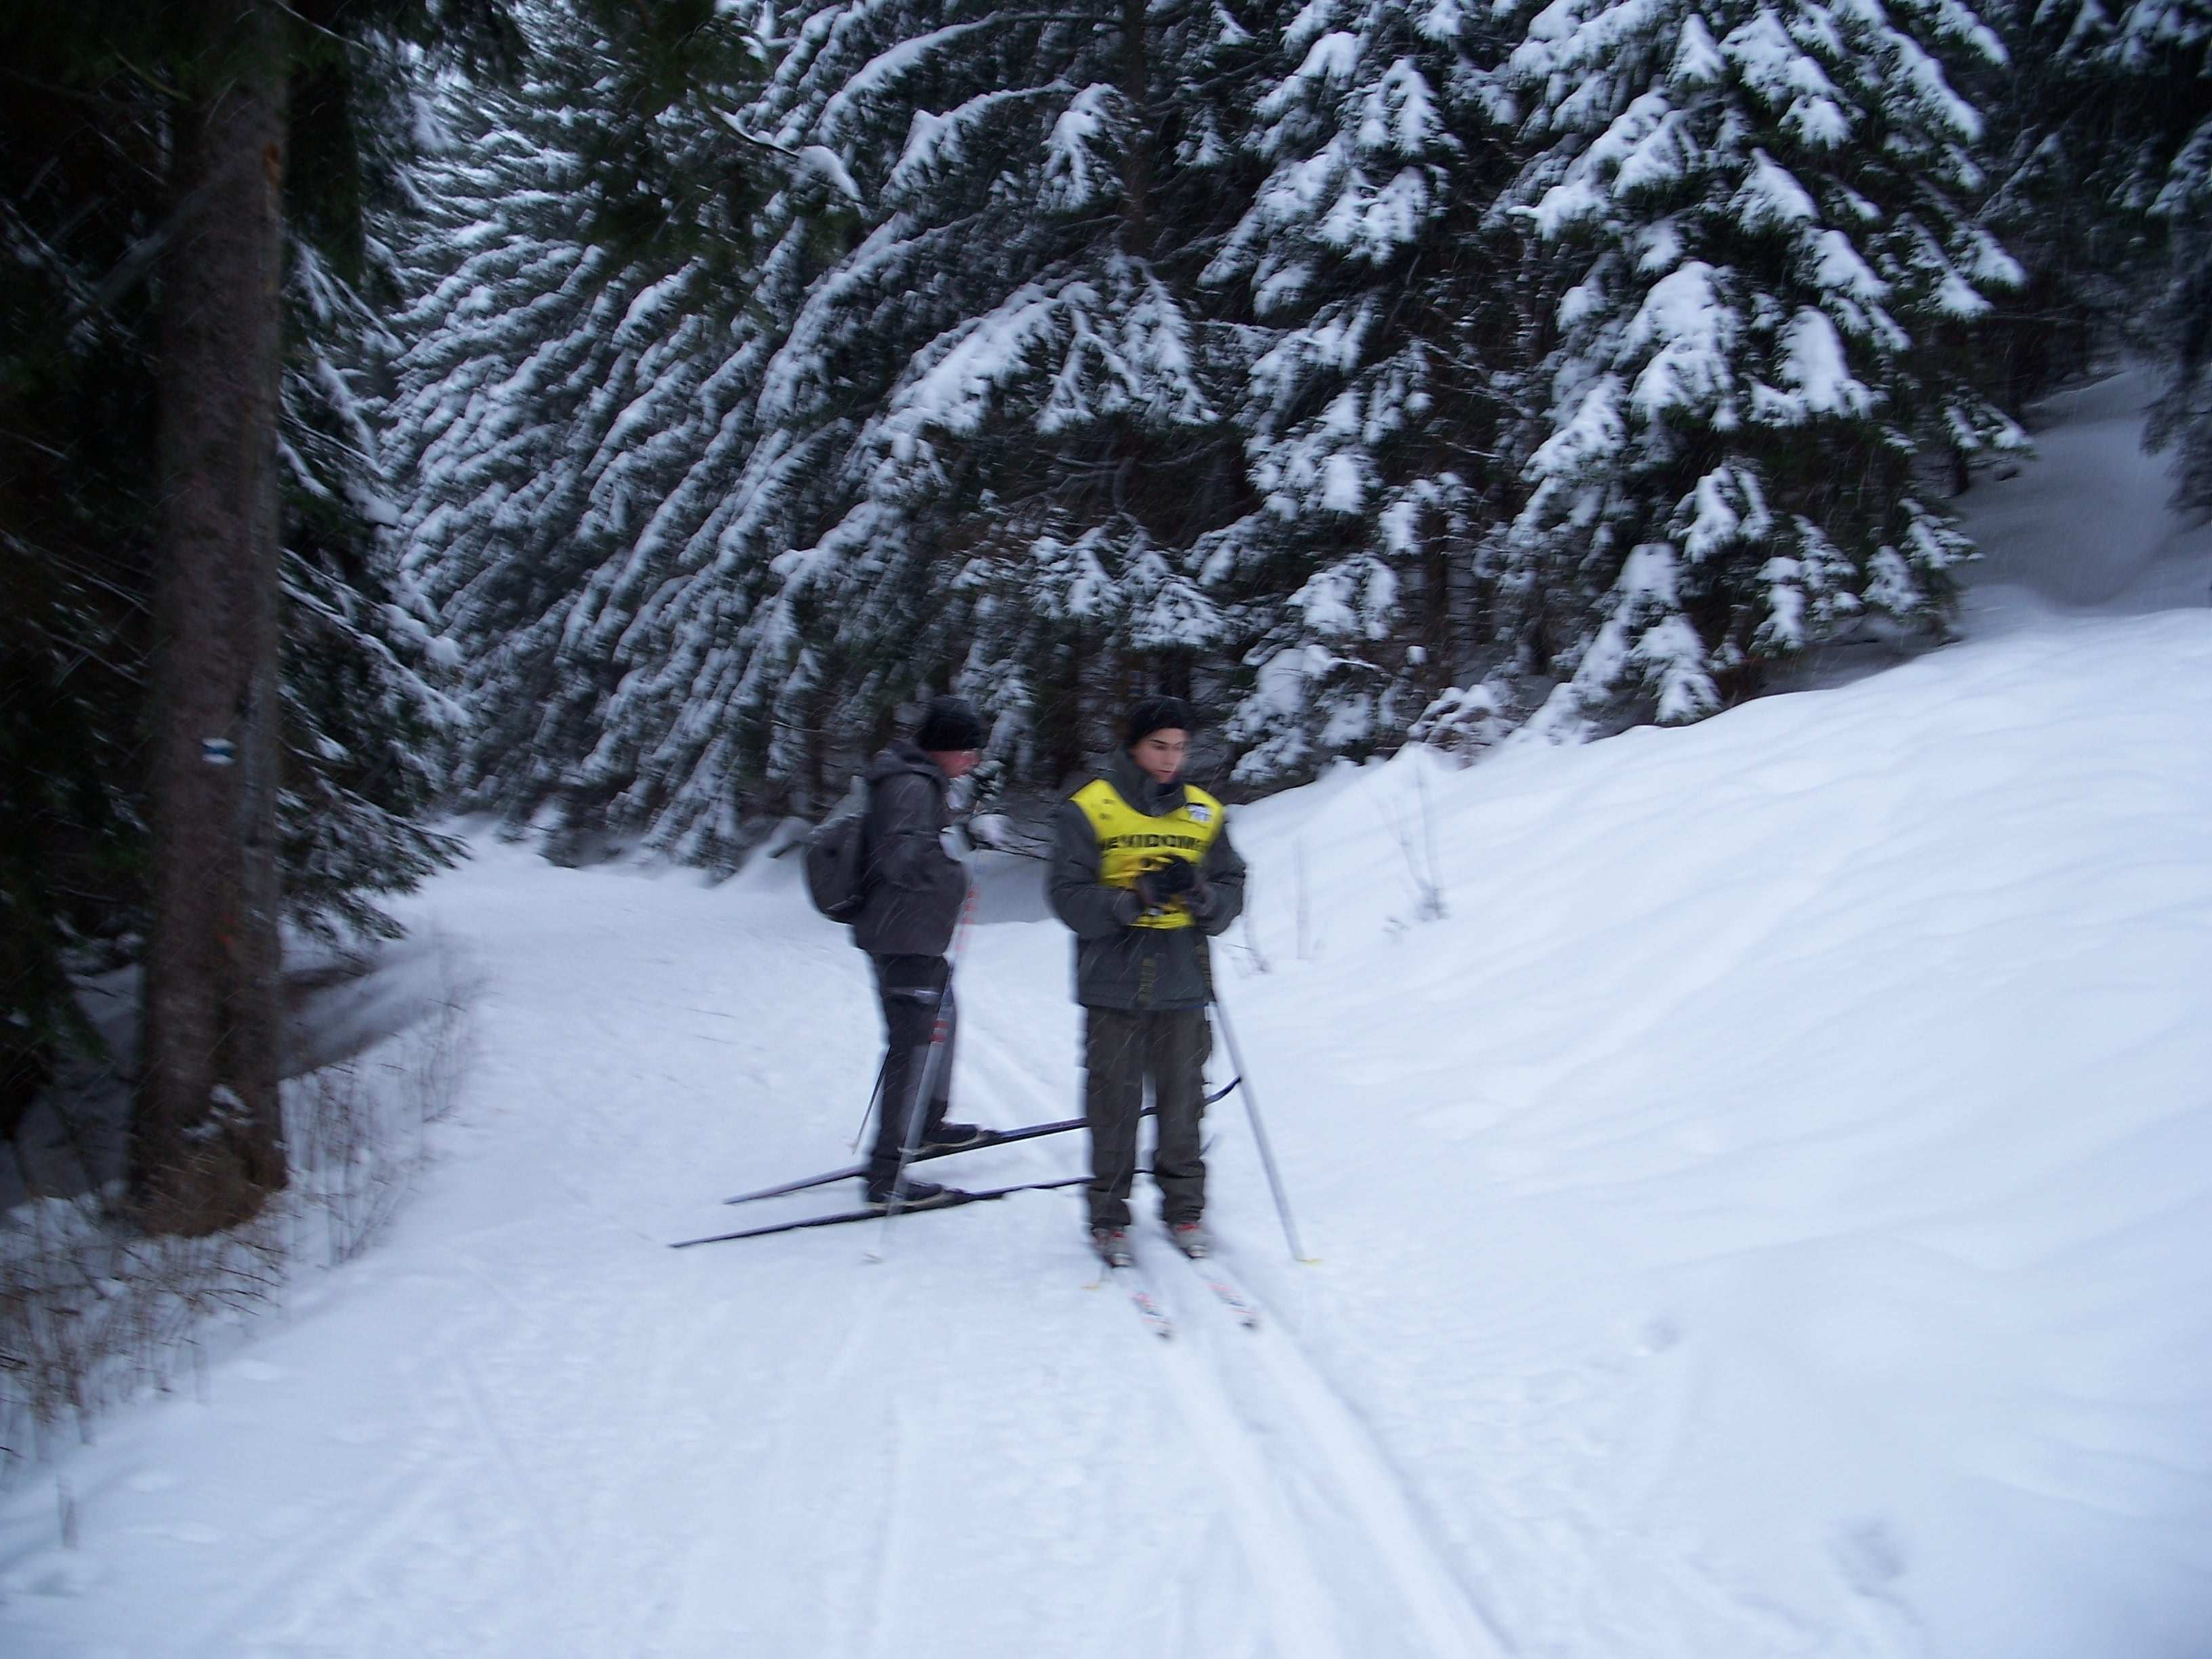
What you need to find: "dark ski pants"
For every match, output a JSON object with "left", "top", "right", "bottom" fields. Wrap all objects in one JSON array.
[
  {"left": 1084, "top": 1006, "right": 1208, "bottom": 1231},
  {"left": 868, "top": 954, "right": 956, "bottom": 1185}
]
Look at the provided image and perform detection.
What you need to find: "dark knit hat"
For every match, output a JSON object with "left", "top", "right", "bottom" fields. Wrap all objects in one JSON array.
[
  {"left": 1124, "top": 695, "right": 1195, "bottom": 748},
  {"left": 914, "top": 695, "right": 985, "bottom": 753}
]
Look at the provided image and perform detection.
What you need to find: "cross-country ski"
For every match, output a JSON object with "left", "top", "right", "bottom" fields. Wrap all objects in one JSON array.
[
  {"left": 1103, "top": 1260, "right": 1175, "bottom": 1341},
  {"left": 672, "top": 1174, "right": 1097, "bottom": 1248},
  {"left": 718, "top": 1115, "right": 1094, "bottom": 1206},
  {"left": 1183, "top": 1257, "right": 1261, "bottom": 1330}
]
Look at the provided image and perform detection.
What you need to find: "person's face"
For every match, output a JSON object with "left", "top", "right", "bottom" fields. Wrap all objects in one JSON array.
[
  {"left": 930, "top": 750, "right": 981, "bottom": 780},
  {"left": 1130, "top": 729, "right": 1188, "bottom": 785}
]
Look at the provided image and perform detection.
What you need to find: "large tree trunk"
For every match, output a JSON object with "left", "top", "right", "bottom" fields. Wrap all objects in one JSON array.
[{"left": 133, "top": 5, "right": 291, "bottom": 1235}]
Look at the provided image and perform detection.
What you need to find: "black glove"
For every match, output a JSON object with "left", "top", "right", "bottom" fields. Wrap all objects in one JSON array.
[
  {"left": 1149, "top": 859, "right": 1197, "bottom": 898},
  {"left": 1134, "top": 858, "right": 1198, "bottom": 910}
]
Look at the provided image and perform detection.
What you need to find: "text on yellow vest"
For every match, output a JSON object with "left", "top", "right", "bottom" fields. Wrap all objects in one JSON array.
[{"left": 1071, "top": 778, "right": 1225, "bottom": 930}]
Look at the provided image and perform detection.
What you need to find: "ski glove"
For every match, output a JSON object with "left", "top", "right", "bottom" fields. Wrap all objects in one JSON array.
[
  {"left": 1146, "top": 859, "right": 1198, "bottom": 898},
  {"left": 1133, "top": 858, "right": 1198, "bottom": 911}
]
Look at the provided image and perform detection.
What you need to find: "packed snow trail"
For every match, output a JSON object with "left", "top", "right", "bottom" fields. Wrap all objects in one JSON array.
[{"left": 5, "top": 379, "right": 2212, "bottom": 1656}]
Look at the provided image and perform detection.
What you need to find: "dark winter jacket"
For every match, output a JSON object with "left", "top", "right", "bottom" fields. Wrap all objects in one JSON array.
[
  {"left": 853, "top": 741, "right": 966, "bottom": 958},
  {"left": 1047, "top": 751, "right": 1246, "bottom": 1011}
]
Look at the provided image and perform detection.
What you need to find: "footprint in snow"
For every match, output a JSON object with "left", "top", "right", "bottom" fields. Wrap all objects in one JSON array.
[{"left": 1833, "top": 1517, "right": 1910, "bottom": 1593}]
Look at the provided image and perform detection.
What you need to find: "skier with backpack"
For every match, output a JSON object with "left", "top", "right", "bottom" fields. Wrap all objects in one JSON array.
[
  {"left": 813, "top": 696, "right": 991, "bottom": 1210},
  {"left": 689, "top": 697, "right": 1300, "bottom": 1268}
]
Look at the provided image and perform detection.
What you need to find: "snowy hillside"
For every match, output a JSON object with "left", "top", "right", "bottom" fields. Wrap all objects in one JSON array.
[{"left": 4, "top": 380, "right": 2209, "bottom": 1656}]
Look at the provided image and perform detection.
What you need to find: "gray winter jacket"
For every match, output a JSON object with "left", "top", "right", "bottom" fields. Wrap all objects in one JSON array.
[
  {"left": 853, "top": 741, "right": 966, "bottom": 958},
  {"left": 1046, "top": 751, "right": 1246, "bottom": 1011}
]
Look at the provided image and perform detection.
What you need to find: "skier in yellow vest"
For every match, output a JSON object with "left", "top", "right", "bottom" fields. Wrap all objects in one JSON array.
[{"left": 1046, "top": 697, "right": 1246, "bottom": 1266}]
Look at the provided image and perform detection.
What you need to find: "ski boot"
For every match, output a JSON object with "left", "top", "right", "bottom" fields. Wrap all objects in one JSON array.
[
  {"left": 920, "top": 1119, "right": 987, "bottom": 1150},
  {"left": 863, "top": 1176, "right": 963, "bottom": 1212},
  {"left": 1167, "top": 1220, "right": 1210, "bottom": 1259}
]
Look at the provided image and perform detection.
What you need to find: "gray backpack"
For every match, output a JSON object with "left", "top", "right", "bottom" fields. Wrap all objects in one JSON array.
[{"left": 802, "top": 808, "right": 868, "bottom": 922}]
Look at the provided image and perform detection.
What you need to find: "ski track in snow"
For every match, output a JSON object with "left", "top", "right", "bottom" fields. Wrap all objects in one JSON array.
[
  {"left": 979, "top": 1003, "right": 1515, "bottom": 1659},
  {"left": 1193, "top": 1282, "right": 1513, "bottom": 1658}
]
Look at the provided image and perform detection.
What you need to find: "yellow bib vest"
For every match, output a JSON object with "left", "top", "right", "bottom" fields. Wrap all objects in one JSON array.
[{"left": 1071, "top": 778, "right": 1225, "bottom": 930}]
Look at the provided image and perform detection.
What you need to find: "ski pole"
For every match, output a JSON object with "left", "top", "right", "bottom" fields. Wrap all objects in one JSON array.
[
  {"left": 868, "top": 861, "right": 981, "bottom": 1262},
  {"left": 848, "top": 1053, "right": 890, "bottom": 1153},
  {"left": 1209, "top": 986, "right": 1312, "bottom": 1265}
]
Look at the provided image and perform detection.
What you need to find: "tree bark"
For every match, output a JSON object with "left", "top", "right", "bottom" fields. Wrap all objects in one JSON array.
[{"left": 133, "top": 4, "right": 291, "bottom": 1235}]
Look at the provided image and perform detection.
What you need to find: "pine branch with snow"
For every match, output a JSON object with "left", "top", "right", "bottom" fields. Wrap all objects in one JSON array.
[
  {"left": 1494, "top": 0, "right": 2024, "bottom": 737},
  {"left": 1204, "top": 0, "right": 1524, "bottom": 782}
]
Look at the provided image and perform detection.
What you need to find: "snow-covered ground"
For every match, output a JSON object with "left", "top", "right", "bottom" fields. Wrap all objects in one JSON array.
[
  {"left": 5, "top": 377, "right": 2210, "bottom": 1657},
  {"left": 1964, "top": 367, "right": 2212, "bottom": 615}
]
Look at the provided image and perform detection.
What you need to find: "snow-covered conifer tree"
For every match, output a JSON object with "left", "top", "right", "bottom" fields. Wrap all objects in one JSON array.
[
  {"left": 283, "top": 234, "right": 468, "bottom": 939},
  {"left": 1200, "top": 0, "right": 1525, "bottom": 781},
  {"left": 1972, "top": 0, "right": 2208, "bottom": 406},
  {"left": 274, "top": 46, "right": 495, "bottom": 939},
  {"left": 2127, "top": 0, "right": 2212, "bottom": 508},
  {"left": 1968, "top": 0, "right": 2209, "bottom": 500},
  {"left": 1497, "top": 0, "right": 2025, "bottom": 736},
  {"left": 388, "top": 3, "right": 764, "bottom": 851},
  {"left": 584, "top": 0, "right": 1267, "bottom": 853},
  {"left": 387, "top": 112, "right": 695, "bottom": 834},
  {"left": 2147, "top": 131, "right": 2212, "bottom": 511}
]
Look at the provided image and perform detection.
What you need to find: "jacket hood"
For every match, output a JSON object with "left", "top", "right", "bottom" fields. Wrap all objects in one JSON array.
[{"left": 865, "top": 739, "right": 947, "bottom": 789}]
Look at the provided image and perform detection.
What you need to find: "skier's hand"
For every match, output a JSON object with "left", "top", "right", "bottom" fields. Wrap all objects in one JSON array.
[
  {"left": 1132, "top": 858, "right": 1196, "bottom": 911},
  {"left": 1146, "top": 859, "right": 1197, "bottom": 899},
  {"left": 939, "top": 822, "right": 972, "bottom": 859}
]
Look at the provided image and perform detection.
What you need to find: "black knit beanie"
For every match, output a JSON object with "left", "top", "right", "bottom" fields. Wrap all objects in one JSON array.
[
  {"left": 914, "top": 695, "right": 985, "bottom": 753},
  {"left": 1124, "top": 695, "right": 1195, "bottom": 748}
]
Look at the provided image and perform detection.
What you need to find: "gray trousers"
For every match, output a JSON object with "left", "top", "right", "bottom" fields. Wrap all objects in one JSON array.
[
  {"left": 868, "top": 954, "right": 955, "bottom": 1185},
  {"left": 1084, "top": 1006, "right": 1208, "bottom": 1230}
]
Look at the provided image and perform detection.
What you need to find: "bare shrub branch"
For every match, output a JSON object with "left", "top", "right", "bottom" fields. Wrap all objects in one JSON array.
[{"left": 0, "top": 937, "right": 480, "bottom": 1481}]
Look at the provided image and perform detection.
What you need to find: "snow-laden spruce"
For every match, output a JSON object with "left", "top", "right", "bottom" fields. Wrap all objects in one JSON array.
[
  {"left": 382, "top": 0, "right": 2180, "bottom": 857},
  {"left": 283, "top": 233, "right": 464, "bottom": 939},
  {"left": 277, "top": 43, "right": 469, "bottom": 939},
  {"left": 385, "top": 6, "right": 755, "bottom": 853},
  {"left": 1200, "top": 0, "right": 1525, "bottom": 783},
  {"left": 1496, "top": 0, "right": 2025, "bottom": 735},
  {"left": 1973, "top": 0, "right": 2212, "bottom": 502},
  {"left": 569, "top": 0, "right": 1264, "bottom": 854},
  {"left": 2129, "top": 0, "right": 2212, "bottom": 512}
]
